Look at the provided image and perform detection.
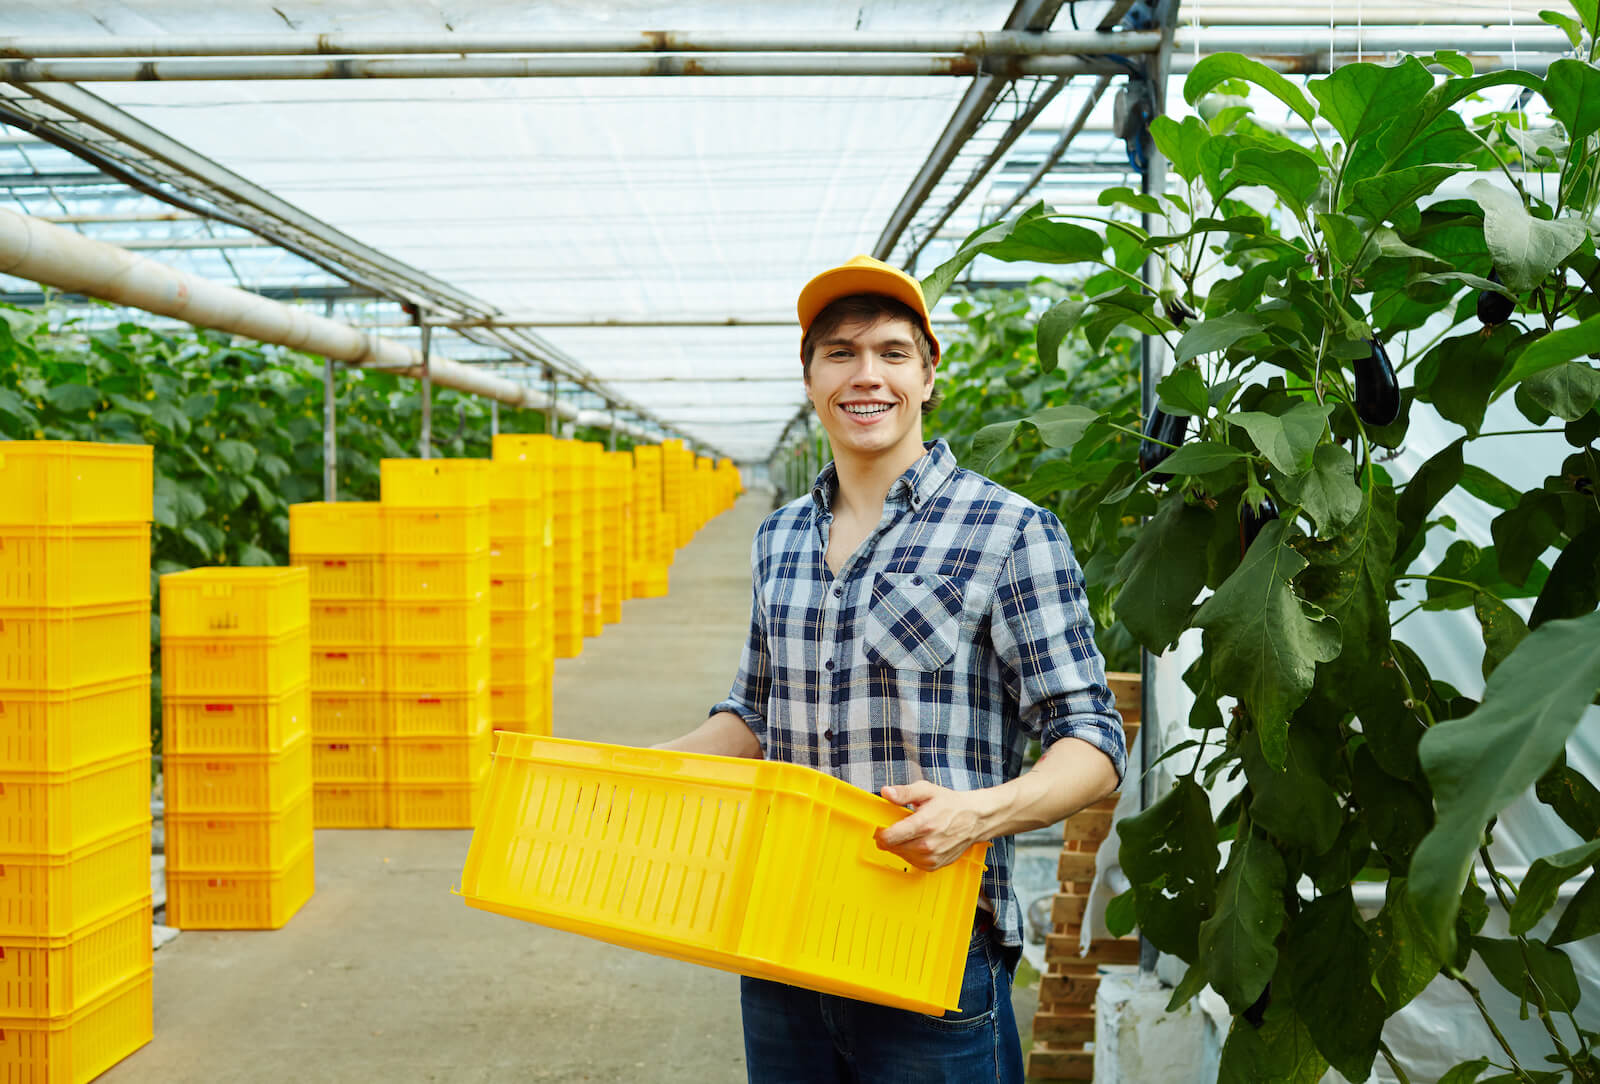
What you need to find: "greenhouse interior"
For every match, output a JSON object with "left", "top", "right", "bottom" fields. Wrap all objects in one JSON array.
[{"left": 1, "top": 1, "right": 1597, "bottom": 1081}]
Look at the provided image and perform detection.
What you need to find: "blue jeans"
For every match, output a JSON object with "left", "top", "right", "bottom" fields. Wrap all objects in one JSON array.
[{"left": 740, "top": 918, "right": 1024, "bottom": 1084}]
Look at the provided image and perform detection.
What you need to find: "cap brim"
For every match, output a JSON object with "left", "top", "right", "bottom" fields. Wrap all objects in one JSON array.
[{"left": 797, "top": 267, "right": 940, "bottom": 363}]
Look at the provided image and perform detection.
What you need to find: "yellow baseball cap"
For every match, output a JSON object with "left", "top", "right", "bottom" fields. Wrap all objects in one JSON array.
[{"left": 796, "top": 255, "right": 940, "bottom": 363}]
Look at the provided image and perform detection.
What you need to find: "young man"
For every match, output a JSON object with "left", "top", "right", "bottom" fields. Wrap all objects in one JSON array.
[{"left": 662, "top": 255, "right": 1125, "bottom": 1083}]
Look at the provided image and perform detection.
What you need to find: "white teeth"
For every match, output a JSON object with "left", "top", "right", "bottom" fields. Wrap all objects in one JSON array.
[{"left": 843, "top": 404, "right": 891, "bottom": 416}]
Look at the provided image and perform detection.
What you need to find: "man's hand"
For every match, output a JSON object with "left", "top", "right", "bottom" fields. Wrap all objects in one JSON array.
[{"left": 874, "top": 782, "right": 990, "bottom": 871}]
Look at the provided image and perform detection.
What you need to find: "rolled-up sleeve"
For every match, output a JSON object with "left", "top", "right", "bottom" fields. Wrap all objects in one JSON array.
[
  {"left": 988, "top": 507, "right": 1126, "bottom": 783},
  {"left": 708, "top": 536, "right": 771, "bottom": 753}
]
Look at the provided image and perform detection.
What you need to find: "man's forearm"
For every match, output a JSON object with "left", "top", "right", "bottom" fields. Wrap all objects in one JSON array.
[
  {"left": 653, "top": 710, "right": 763, "bottom": 758},
  {"left": 973, "top": 736, "right": 1120, "bottom": 838}
]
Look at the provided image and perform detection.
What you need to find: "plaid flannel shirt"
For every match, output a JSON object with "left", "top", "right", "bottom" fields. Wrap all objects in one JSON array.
[{"left": 711, "top": 439, "right": 1125, "bottom": 950}]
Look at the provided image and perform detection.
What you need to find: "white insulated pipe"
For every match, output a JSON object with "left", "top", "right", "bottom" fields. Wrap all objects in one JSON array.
[{"left": 0, "top": 207, "right": 579, "bottom": 420}]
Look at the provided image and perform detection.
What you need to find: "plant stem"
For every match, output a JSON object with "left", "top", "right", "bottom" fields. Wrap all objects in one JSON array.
[
  {"left": 1478, "top": 847, "right": 1579, "bottom": 1069},
  {"left": 1456, "top": 974, "right": 1538, "bottom": 1083},
  {"left": 1392, "top": 575, "right": 1513, "bottom": 608},
  {"left": 1379, "top": 1041, "right": 1414, "bottom": 1084},
  {"left": 1473, "top": 428, "right": 1564, "bottom": 438}
]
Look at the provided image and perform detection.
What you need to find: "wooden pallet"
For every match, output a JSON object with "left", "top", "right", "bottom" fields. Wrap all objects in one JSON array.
[{"left": 1026, "top": 672, "right": 1141, "bottom": 1083}]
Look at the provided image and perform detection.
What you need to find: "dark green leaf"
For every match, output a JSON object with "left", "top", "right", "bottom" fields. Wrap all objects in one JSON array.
[
  {"left": 1353, "top": 744, "right": 1434, "bottom": 868},
  {"left": 1347, "top": 165, "right": 1459, "bottom": 226},
  {"left": 1284, "top": 889, "right": 1386, "bottom": 1081},
  {"left": 1474, "top": 593, "right": 1530, "bottom": 679},
  {"left": 1519, "top": 361, "right": 1600, "bottom": 422},
  {"left": 1081, "top": 288, "right": 1172, "bottom": 354},
  {"left": 965, "top": 419, "right": 1022, "bottom": 474},
  {"left": 1217, "top": 988, "right": 1329, "bottom": 1084},
  {"left": 1174, "top": 312, "right": 1265, "bottom": 365},
  {"left": 1459, "top": 464, "right": 1521, "bottom": 510},
  {"left": 1104, "top": 888, "right": 1138, "bottom": 938},
  {"left": 1097, "top": 185, "right": 1162, "bottom": 215},
  {"left": 1529, "top": 523, "right": 1600, "bottom": 627},
  {"left": 1280, "top": 443, "right": 1362, "bottom": 535},
  {"left": 1542, "top": 57, "right": 1600, "bottom": 142},
  {"left": 214, "top": 438, "right": 257, "bottom": 475},
  {"left": 1158, "top": 442, "right": 1247, "bottom": 476},
  {"left": 1308, "top": 58, "right": 1434, "bottom": 146},
  {"left": 1224, "top": 401, "right": 1333, "bottom": 477},
  {"left": 1193, "top": 520, "right": 1342, "bottom": 762},
  {"left": 1439, "top": 1058, "right": 1491, "bottom": 1084},
  {"left": 1410, "top": 609, "right": 1600, "bottom": 955},
  {"left": 1368, "top": 877, "right": 1445, "bottom": 1013},
  {"left": 1298, "top": 479, "right": 1399, "bottom": 684},
  {"left": 1396, "top": 437, "right": 1466, "bottom": 562},
  {"left": 1184, "top": 54, "right": 1319, "bottom": 129},
  {"left": 1415, "top": 329, "right": 1513, "bottom": 438},
  {"left": 45, "top": 383, "right": 100, "bottom": 413},
  {"left": 1245, "top": 724, "right": 1343, "bottom": 854},
  {"left": 1492, "top": 489, "right": 1564, "bottom": 586},
  {"left": 1118, "top": 777, "right": 1218, "bottom": 961},
  {"left": 1498, "top": 314, "right": 1600, "bottom": 395},
  {"left": 1551, "top": 873, "right": 1600, "bottom": 945},
  {"left": 1036, "top": 298, "right": 1087, "bottom": 374},
  {"left": 1114, "top": 496, "right": 1212, "bottom": 652},
  {"left": 1155, "top": 366, "right": 1209, "bottom": 416},
  {"left": 1509, "top": 839, "right": 1600, "bottom": 935},
  {"left": 1028, "top": 404, "right": 1100, "bottom": 450},
  {"left": 1537, "top": 754, "right": 1600, "bottom": 841},
  {"left": 1224, "top": 147, "right": 1321, "bottom": 221},
  {"left": 1472, "top": 936, "right": 1582, "bottom": 1013},
  {"left": 1199, "top": 826, "right": 1286, "bottom": 1013}
]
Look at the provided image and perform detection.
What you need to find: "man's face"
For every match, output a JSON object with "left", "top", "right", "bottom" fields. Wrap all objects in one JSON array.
[{"left": 804, "top": 315, "right": 935, "bottom": 464}]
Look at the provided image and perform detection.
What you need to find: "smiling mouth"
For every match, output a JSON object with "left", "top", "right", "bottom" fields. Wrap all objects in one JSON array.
[{"left": 841, "top": 403, "right": 893, "bottom": 417}]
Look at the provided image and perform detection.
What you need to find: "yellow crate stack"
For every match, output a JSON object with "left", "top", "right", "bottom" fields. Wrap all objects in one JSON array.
[
  {"left": 0, "top": 442, "right": 154, "bottom": 1082},
  {"left": 487, "top": 436, "right": 555, "bottom": 737},
  {"left": 549, "top": 440, "right": 586, "bottom": 659},
  {"left": 695, "top": 456, "right": 714, "bottom": 533},
  {"left": 578, "top": 442, "right": 606, "bottom": 639},
  {"left": 662, "top": 439, "right": 694, "bottom": 551},
  {"left": 715, "top": 457, "right": 740, "bottom": 514},
  {"left": 380, "top": 459, "right": 492, "bottom": 829},
  {"left": 290, "top": 502, "right": 387, "bottom": 829},
  {"left": 630, "top": 445, "right": 669, "bottom": 598},
  {"left": 160, "top": 567, "right": 315, "bottom": 933},
  {"left": 600, "top": 451, "right": 629, "bottom": 622}
]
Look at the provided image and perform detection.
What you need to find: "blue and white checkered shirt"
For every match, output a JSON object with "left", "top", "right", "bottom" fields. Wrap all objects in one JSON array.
[{"left": 712, "top": 438, "right": 1125, "bottom": 950}]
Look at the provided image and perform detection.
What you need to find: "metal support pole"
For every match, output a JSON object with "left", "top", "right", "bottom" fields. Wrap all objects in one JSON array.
[
  {"left": 490, "top": 398, "right": 499, "bottom": 438},
  {"left": 418, "top": 319, "right": 433, "bottom": 459},
  {"left": 608, "top": 411, "right": 618, "bottom": 451},
  {"left": 545, "top": 368, "right": 557, "bottom": 435},
  {"left": 322, "top": 297, "right": 337, "bottom": 502}
]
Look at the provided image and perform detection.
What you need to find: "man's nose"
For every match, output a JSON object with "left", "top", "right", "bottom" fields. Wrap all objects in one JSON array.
[{"left": 850, "top": 353, "right": 885, "bottom": 383}]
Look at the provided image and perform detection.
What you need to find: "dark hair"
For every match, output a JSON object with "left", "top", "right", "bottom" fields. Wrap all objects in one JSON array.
[{"left": 801, "top": 293, "right": 941, "bottom": 415}]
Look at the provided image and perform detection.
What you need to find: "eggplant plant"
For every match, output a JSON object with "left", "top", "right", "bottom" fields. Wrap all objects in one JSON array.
[{"left": 926, "top": 23, "right": 1600, "bottom": 1084}]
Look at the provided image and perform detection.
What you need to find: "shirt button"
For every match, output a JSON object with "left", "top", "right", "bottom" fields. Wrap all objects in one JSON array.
[
  {"left": 824, "top": 659, "right": 834, "bottom": 671},
  {"left": 912, "top": 575, "right": 923, "bottom": 586},
  {"left": 824, "top": 729, "right": 834, "bottom": 741},
  {"left": 833, "top": 586, "right": 843, "bottom": 598}
]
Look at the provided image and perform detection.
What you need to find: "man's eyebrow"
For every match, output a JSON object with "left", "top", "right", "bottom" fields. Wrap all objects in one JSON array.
[{"left": 818, "top": 336, "right": 917, "bottom": 349}]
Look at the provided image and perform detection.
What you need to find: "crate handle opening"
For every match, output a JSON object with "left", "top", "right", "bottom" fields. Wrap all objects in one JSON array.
[
  {"left": 204, "top": 704, "right": 235, "bottom": 713},
  {"left": 860, "top": 834, "right": 917, "bottom": 875}
]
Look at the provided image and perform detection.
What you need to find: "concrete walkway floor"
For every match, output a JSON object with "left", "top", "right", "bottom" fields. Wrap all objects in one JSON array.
[{"left": 105, "top": 492, "right": 1037, "bottom": 1083}]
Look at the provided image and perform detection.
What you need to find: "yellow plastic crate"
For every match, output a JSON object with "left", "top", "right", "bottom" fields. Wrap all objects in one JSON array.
[
  {"left": 313, "top": 783, "right": 386, "bottom": 829},
  {"left": 489, "top": 537, "right": 546, "bottom": 576},
  {"left": 458, "top": 735, "right": 987, "bottom": 1015},
  {"left": 310, "top": 600, "right": 384, "bottom": 645},
  {"left": 0, "top": 898, "right": 150, "bottom": 1018},
  {"left": 0, "top": 823, "right": 150, "bottom": 936},
  {"left": 163, "top": 685, "right": 309, "bottom": 755},
  {"left": 488, "top": 456, "right": 546, "bottom": 501},
  {"left": 388, "top": 780, "right": 483, "bottom": 829},
  {"left": 490, "top": 648, "right": 544, "bottom": 688},
  {"left": 0, "top": 967, "right": 151, "bottom": 1083},
  {"left": 488, "top": 684, "right": 550, "bottom": 734},
  {"left": 387, "top": 728, "right": 491, "bottom": 784},
  {"left": 384, "top": 553, "right": 489, "bottom": 601},
  {"left": 288, "top": 501, "right": 384, "bottom": 554},
  {"left": 159, "top": 567, "right": 310, "bottom": 638},
  {"left": 488, "top": 608, "right": 544, "bottom": 650},
  {"left": 161, "top": 628, "right": 310, "bottom": 697},
  {"left": 633, "top": 571, "right": 670, "bottom": 598},
  {"left": 162, "top": 738, "right": 311, "bottom": 813},
  {"left": 0, "top": 677, "right": 149, "bottom": 773},
  {"left": 310, "top": 693, "right": 383, "bottom": 739},
  {"left": 384, "top": 646, "right": 488, "bottom": 694},
  {"left": 165, "top": 793, "right": 313, "bottom": 871},
  {"left": 291, "top": 554, "right": 384, "bottom": 600},
  {"left": 311, "top": 737, "right": 384, "bottom": 783},
  {"left": 383, "top": 506, "right": 490, "bottom": 555},
  {"left": 383, "top": 690, "right": 487, "bottom": 738},
  {"left": 489, "top": 575, "right": 538, "bottom": 611},
  {"left": 0, "top": 751, "right": 150, "bottom": 855},
  {"left": 384, "top": 600, "right": 488, "bottom": 648},
  {"left": 164, "top": 843, "right": 313, "bottom": 930},
  {"left": 379, "top": 458, "right": 491, "bottom": 508},
  {"left": 0, "top": 527, "right": 149, "bottom": 608},
  {"left": 309, "top": 646, "right": 382, "bottom": 693},
  {"left": 0, "top": 603, "right": 148, "bottom": 691},
  {"left": 488, "top": 501, "right": 545, "bottom": 539},
  {"left": 0, "top": 441, "right": 153, "bottom": 527}
]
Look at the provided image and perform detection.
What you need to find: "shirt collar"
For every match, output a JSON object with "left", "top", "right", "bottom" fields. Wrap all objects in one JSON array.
[{"left": 809, "top": 439, "right": 956, "bottom": 516}]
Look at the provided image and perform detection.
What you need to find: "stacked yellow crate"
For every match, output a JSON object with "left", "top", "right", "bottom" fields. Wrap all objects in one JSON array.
[
  {"left": 160, "top": 568, "right": 314, "bottom": 931},
  {"left": 0, "top": 442, "right": 154, "bottom": 1080},
  {"left": 600, "top": 451, "right": 627, "bottom": 623},
  {"left": 487, "top": 436, "right": 553, "bottom": 736},
  {"left": 290, "top": 502, "right": 387, "bottom": 828},
  {"left": 549, "top": 441, "right": 586, "bottom": 659},
  {"left": 380, "top": 459, "right": 491, "bottom": 828},
  {"left": 662, "top": 439, "right": 694, "bottom": 551},
  {"left": 578, "top": 442, "right": 605, "bottom": 639},
  {"left": 630, "top": 445, "right": 669, "bottom": 598}
]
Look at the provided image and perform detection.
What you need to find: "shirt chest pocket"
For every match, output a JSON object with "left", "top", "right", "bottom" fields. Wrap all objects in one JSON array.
[{"left": 863, "top": 571, "right": 964, "bottom": 672}]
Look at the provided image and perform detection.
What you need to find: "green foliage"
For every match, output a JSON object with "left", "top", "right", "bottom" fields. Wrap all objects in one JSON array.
[
  {"left": 0, "top": 308, "right": 553, "bottom": 747},
  {"left": 926, "top": 38, "right": 1600, "bottom": 1083}
]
